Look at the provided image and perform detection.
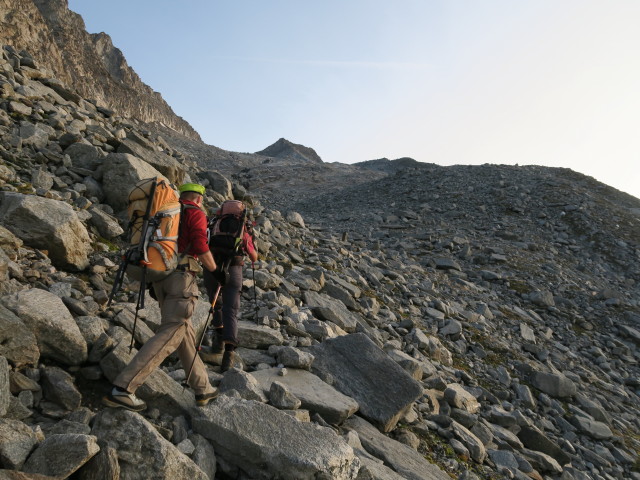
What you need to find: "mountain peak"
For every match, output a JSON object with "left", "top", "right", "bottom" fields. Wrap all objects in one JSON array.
[{"left": 256, "top": 138, "right": 323, "bottom": 164}]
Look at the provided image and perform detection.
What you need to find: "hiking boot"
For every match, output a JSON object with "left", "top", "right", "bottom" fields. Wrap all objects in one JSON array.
[
  {"left": 221, "top": 350, "right": 236, "bottom": 373},
  {"left": 102, "top": 387, "right": 147, "bottom": 412},
  {"left": 195, "top": 388, "right": 219, "bottom": 407}
]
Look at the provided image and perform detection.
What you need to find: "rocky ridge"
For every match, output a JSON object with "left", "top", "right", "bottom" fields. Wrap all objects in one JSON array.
[
  {"left": 0, "top": 0, "right": 199, "bottom": 140},
  {"left": 0, "top": 42, "right": 639, "bottom": 480}
]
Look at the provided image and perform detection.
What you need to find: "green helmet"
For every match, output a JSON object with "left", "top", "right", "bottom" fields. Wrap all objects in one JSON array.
[{"left": 178, "top": 183, "right": 206, "bottom": 196}]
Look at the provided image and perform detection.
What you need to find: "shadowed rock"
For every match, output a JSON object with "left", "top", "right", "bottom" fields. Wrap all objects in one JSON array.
[
  {"left": 22, "top": 434, "right": 99, "bottom": 478},
  {"left": 517, "top": 426, "right": 571, "bottom": 466},
  {"left": 308, "top": 333, "right": 422, "bottom": 432},
  {"left": 0, "top": 304, "right": 39, "bottom": 367},
  {"left": 0, "top": 419, "right": 39, "bottom": 469},
  {"left": 531, "top": 371, "right": 577, "bottom": 398},
  {"left": 343, "top": 416, "right": 450, "bottom": 480}
]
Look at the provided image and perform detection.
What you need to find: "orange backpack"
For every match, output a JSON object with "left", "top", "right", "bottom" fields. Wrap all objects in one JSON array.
[{"left": 125, "top": 177, "right": 182, "bottom": 283}]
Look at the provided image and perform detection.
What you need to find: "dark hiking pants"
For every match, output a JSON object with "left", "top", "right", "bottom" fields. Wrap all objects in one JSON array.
[{"left": 203, "top": 264, "right": 243, "bottom": 346}]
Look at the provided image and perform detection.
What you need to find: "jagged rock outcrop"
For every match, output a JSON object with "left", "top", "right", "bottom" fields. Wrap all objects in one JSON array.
[
  {"left": 0, "top": 0, "right": 199, "bottom": 140},
  {"left": 256, "top": 137, "right": 323, "bottom": 164}
]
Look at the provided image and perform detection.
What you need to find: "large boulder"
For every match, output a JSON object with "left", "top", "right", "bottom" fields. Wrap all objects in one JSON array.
[
  {"left": 1, "top": 289, "right": 87, "bottom": 366},
  {"left": 0, "top": 303, "right": 40, "bottom": 367},
  {"left": 88, "top": 207, "right": 124, "bottom": 239},
  {"left": 0, "top": 419, "right": 39, "bottom": 469},
  {"left": 91, "top": 409, "right": 208, "bottom": 480},
  {"left": 530, "top": 371, "right": 576, "bottom": 398},
  {"left": 569, "top": 416, "right": 613, "bottom": 440},
  {"left": 117, "top": 138, "right": 185, "bottom": 185},
  {"left": 22, "top": 434, "right": 100, "bottom": 478},
  {"left": 517, "top": 426, "right": 571, "bottom": 466},
  {"left": 0, "top": 193, "right": 91, "bottom": 270},
  {"left": 302, "top": 291, "right": 358, "bottom": 332},
  {"left": 192, "top": 396, "right": 360, "bottom": 480},
  {"left": 237, "top": 321, "right": 284, "bottom": 349},
  {"left": 308, "top": 333, "right": 423, "bottom": 432},
  {"left": 101, "top": 153, "right": 165, "bottom": 211},
  {"left": 200, "top": 170, "right": 232, "bottom": 199},
  {"left": 40, "top": 366, "right": 82, "bottom": 411},
  {"left": 64, "top": 143, "right": 107, "bottom": 171},
  {"left": 251, "top": 368, "right": 359, "bottom": 424}
]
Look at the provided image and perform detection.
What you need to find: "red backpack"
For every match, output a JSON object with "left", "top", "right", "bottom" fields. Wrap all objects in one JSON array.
[{"left": 208, "top": 200, "right": 247, "bottom": 258}]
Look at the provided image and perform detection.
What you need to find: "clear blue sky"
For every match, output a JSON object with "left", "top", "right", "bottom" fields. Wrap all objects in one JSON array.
[{"left": 68, "top": 1, "right": 640, "bottom": 200}]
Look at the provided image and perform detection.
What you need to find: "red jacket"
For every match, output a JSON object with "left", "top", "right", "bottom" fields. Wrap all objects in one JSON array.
[
  {"left": 178, "top": 200, "right": 209, "bottom": 257},
  {"left": 242, "top": 230, "right": 257, "bottom": 258}
]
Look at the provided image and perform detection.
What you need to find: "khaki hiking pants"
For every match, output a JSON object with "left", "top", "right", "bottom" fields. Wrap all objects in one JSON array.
[{"left": 114, "top": 271, "right": 214, "bottom": 396}]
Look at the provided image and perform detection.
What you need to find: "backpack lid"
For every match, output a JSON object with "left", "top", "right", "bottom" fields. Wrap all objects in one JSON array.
[{"left": 217, "top": 200, "right": 245, "bottom": 216}]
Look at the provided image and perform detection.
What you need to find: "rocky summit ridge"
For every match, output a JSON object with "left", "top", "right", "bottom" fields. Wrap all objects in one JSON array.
[
  {"left": 0, "top": 14, "right": 639, "bottom": 480},
  {"left": 0, "top": 0, "right": 199, "bottom": 140}
]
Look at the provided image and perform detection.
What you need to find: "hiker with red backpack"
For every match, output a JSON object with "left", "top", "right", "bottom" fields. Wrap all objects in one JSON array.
[
  {"left": 104, "top": 181, "right": 219, "bottom": 411},
  {"left": 203, "top": 199, "right": 258, "bottom": 372}
]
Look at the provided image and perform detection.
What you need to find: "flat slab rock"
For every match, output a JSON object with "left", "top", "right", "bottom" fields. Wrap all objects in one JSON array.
[
  {"left": 251, "top": 367, "right": 359, "bottom": 424},
  {"left": 192, "top": 395, "right": 360, "bottom": 480},
  {"left": 307, "top": 333, "right": 423, "bottom": 432}
]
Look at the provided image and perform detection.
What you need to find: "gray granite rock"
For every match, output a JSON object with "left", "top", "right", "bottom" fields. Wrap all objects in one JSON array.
[
  {"left": 237, "top": 320, "right": 284, "bottom": 349},
  {"left": 309, "top": 333, "right": 422, "bottom": 432},
  {"left": 40, "top": 366, "right": 81, "bottom": 411},
  {"left": 0, "top": 192, "right": 91, "bottom": 270},
  {"left": 517, "top": 425, "right": 571, "bottom": 466},
  {"left": 75, "top": 445, "right": 120, "bottom": 480},
  {"left": 530, "top": 371, "right": 577, "bottom": 398},
  {"left": 269, "top": 380, "right": 302, "bottom": 410},
  {"left": 1, "top": 289, "right": 87, "bottom": 366},
  {"left": 101, "top": 153, "right": 165, "bottom": 211},
  {"left": 303, "top": 291, "right": 358, "bottom": 332},
  {"left": 444, "top": 384, "right": 480, "bottom": 414},
  {"left": 192, "top": 396, "right": 360, "bottom": 479},
  {"left": 91, "top": 409, "right": 207, "bottom": 480},
  {"left": 570, "top": 415, "right": 613, "bottom": 440},
  {"left": 0, "top": 419, "right": 39, "bottom": 469},
  {"left": 344, "top": 416, "right": 450, "bottom": 480},
  {"left": 218, "top": 369, "right": 267, "bottom": 402},
  {"left": 22, "top": 434, "right": 100, "bottom": 478},
  {"left": 251, "top": 367, "right": 358, "bottom": 424}
]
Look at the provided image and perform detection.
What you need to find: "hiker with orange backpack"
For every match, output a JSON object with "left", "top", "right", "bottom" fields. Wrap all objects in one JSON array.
[
  {"left": 104, "top": 182, "right": 219, "bottom": 411},
  {"left": 203, "top": 200, "right": 258, "bottom": 372}
]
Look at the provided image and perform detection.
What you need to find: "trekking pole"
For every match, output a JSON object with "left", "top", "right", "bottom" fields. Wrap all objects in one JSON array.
[
  {"left": 129, "top": 265, "right": 147, "bottom": 353},
  {"left": 107, "top": 251, "right": 129, "bottom": 306},
  {"left": 183, "top": 284, "right": 222, "bottom": 391},
  {"left": 252, "top": 261, "right": 258, "bottom": 324}
]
